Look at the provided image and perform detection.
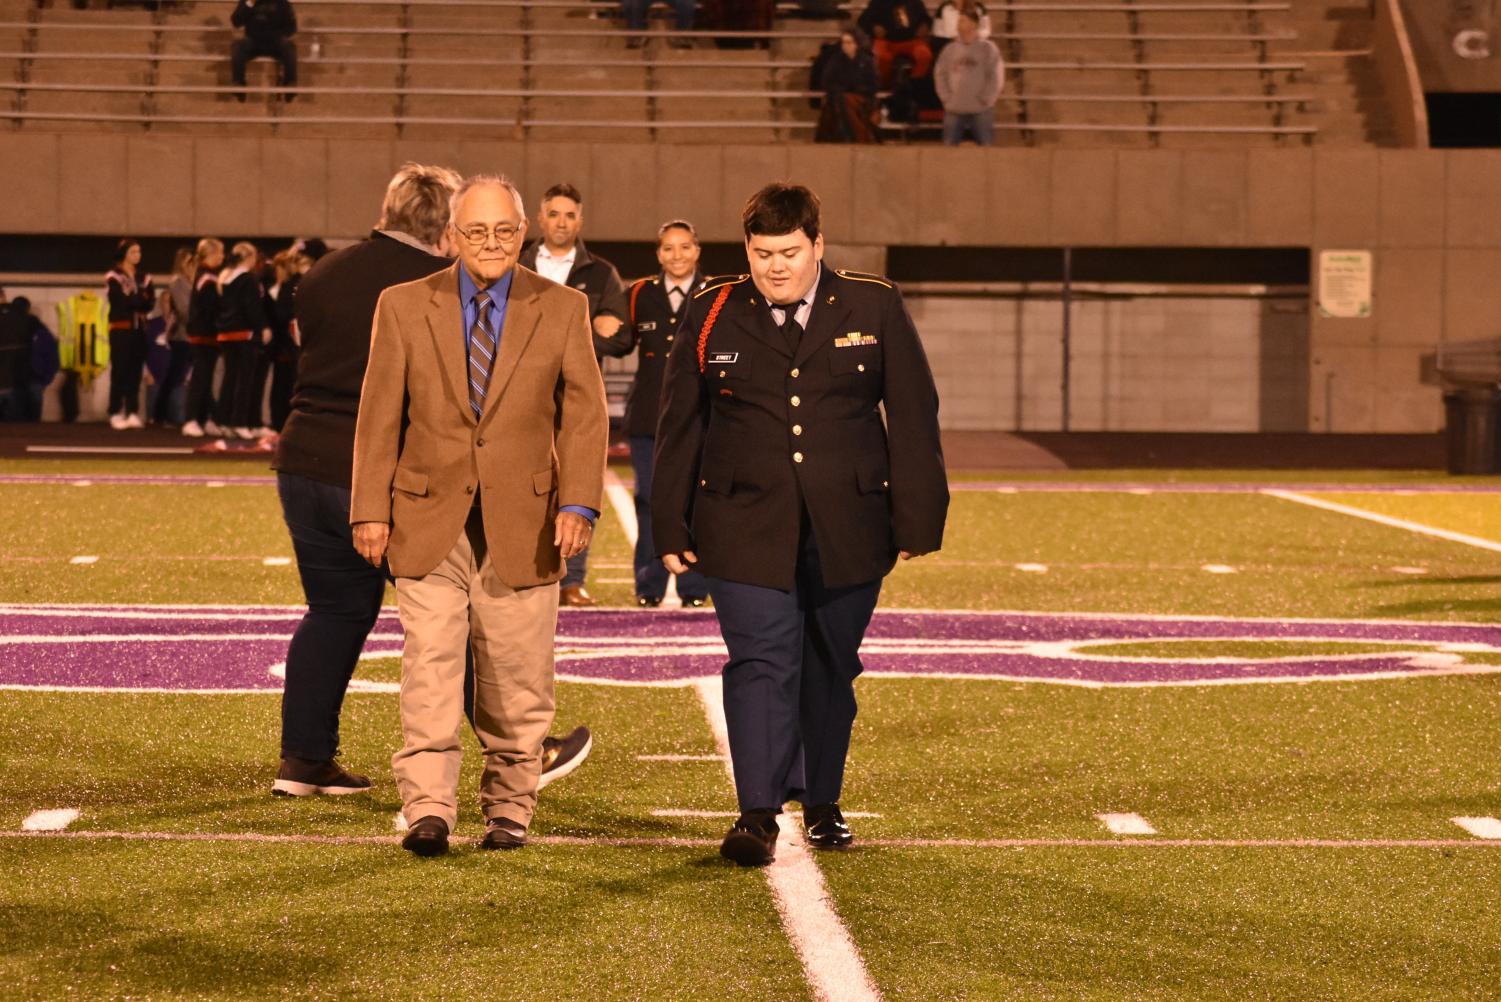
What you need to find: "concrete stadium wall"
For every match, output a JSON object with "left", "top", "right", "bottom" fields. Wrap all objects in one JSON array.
[{"left": 3, "top": 135, "right": 1498, "bottom": 433}]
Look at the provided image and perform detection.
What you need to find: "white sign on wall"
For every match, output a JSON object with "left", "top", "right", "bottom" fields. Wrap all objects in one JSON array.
[{"left": 1318, "top": 250, "right": 1373, "bottom": 319}]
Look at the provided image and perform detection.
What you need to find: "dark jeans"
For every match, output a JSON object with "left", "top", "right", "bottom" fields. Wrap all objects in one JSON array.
[
  {"left": 707, "top": 527, "right": 881, "bottom": 812},
  {"left": 185, "top": 343, "right": 220, "bottom": 425},
  {"left": 219, "top": 340, "right": 257, "bottom": 428},
  {"left": 107, "top": 327, "right": 147, "bottom": 415},
  {"left": 232, "top": 36, "right": 298, "bottom": 86},
  {"left": 622, "top": 0, "right": 695, "bottom": 29},
  {"left": 276, "top": 472, "right": 388, "bottom": 761},
  {"left": 630, "top": 435, "right": 707, "bottom": 600},
  {"left": 152, "top": 341, "right": 192, "bottom": 425}
]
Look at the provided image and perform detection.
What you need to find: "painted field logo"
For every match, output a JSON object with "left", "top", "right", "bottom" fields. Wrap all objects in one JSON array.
[{"left": 2, "top": 605, "right": 1500, "bottom": 692}]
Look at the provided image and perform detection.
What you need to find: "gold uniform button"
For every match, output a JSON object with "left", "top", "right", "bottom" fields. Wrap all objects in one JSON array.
[
  {"left": 791, "top": 396, "right": 801, "bottom": 407},
  {"left": 857, "top": 364, "right": 866, "bottom": 373},
  {"left": 719, "top": 370, "right": 727, "bottom": 378},
  {"left": 793, "top": 452, "right": 804, "bottom": 463},
  {"left": 699, "top": 479, "right": 707, "bottom": 486},
  {"left": 667, "top": 335, "right": 674, "bottom": 341},
  {"left": 792, "top": 424, "right": 803, "bottom": 436},
  {"left": 790, "top": 368, "right": 800, "bottom": 378}
]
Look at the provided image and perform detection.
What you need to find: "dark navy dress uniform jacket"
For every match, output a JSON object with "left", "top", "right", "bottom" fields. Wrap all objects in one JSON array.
[{"left": 652, "top": 265, "right": 949, "bottom": 592}]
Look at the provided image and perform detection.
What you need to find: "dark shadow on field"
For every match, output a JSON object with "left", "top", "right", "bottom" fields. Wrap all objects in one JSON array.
[
  {"left": 1365, "top": 598, "right": 1501, "bottom": 617},
  {"left": 1361, "top": 576, "right": 1501, "bottom": 588}
]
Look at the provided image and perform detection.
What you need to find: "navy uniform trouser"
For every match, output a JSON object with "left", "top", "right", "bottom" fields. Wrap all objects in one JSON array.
[
  {"left": 630, "top": 435, "right": 707, "bottom": 601},
  {"left": 707, "top": 524, "right": 882, "bottom": 812}
]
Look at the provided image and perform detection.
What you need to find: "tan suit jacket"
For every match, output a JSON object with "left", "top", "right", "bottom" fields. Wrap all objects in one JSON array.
[{"left": 350, "top": 263, "right": 609, "bottom": 587}]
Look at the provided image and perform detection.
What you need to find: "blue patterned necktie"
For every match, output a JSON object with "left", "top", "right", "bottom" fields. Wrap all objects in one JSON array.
[{"left": 468, "top": 292, "right": 496, "bottom": 418}]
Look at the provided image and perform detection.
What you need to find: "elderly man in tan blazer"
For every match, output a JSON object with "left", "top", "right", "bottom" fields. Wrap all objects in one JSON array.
[{"left": 350, "top": 173, "right": 608, "bottom": 857}]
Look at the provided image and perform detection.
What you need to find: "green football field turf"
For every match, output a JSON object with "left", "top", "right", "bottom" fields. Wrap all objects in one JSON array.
[{"left": 4, "top": 461, "right": 1501, "bottom": 999}]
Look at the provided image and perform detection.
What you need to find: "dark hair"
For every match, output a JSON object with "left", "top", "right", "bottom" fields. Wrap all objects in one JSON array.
[
  {"left": 742, "top": 183, "right": 820, "bottom": 243},
  {"left": 113, "top": 238, "right": 140, "bottom": 265},
  {"left": 11, "top": 295, "right": 29, "bottom": 313},
  {"left": 542, "top": 183, "right": 583, "bottom": 207},
  {"left": 657, "top": 219, "right": 699, "bottom": 245}
]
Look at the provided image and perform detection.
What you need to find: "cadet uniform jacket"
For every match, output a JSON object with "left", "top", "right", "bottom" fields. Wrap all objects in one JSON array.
[
  {"left": 618, "top": 271, "right": 707, "bottom": 438},
  {"left": 652, "top": 266, "right": 949, "bottom": 591}
]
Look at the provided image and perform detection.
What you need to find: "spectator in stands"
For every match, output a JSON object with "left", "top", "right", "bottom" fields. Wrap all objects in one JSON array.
[
  {"left": 184, "top": 238, "right": 225, "bottom": 437},
  {"left": 931, "top": 0, "right": 990, "bottom": 58},
  {"left": 152, "top": 246, "right": 195, "bottom": 427},
  {"left": 216, "top": 241, "right": 271, "bottom": 440},
  {"left": 621, "top": 0, "right": 695, "bottom": 48},
  {"left": 106, "top": 238, "right": 154, "bottom": 430},
  {"left": 934, "top": 8, "right": 1002, "bottom": 146},
  {"left": 520, "top": 183, "right": 629, "bottom": 609},
  {"left": 816, "top": 28, "right": 881, "bottom": 143},
  {"left": 231, "top": 0, "right": 298, "bottom": 101},
  {"left": 858, "top": 0, "right": 934, "bottom": 86}
]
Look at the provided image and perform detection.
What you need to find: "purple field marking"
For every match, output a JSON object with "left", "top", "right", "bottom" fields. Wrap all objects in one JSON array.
[{"left": 4, "top": 604, "right": 1501, "bottom": 691}]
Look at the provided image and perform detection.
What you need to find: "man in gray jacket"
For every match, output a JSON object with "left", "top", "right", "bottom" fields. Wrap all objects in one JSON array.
[{"left": 934, "top": 9, "right": 1003, "bottom": 146}]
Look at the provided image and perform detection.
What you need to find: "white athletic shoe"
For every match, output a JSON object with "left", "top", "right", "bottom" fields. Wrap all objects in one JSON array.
[
  {"left": 234, "top": 426, "right": 257, "bottom": 440},
  {"left": 108, "top": 412, "right": 128, "bottom": 430},
  {"left": 181, "top": 420, "right": 205, "bottom": 437},
  {"left": 203, "top": 420, "right": 227, "bottom": 437},
  {"left": 123, "top": 413, "right": 145, "bottom": 430}
]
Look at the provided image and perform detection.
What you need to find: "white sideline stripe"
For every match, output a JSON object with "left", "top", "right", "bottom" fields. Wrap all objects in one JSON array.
[
  {"left": 1014, "top": 563, "right": 1049, "bottom": 573},
  {"left": 69, "top": 556, "right": 98, "bottom": 565},
  {"left": 1452, "top": 816, "right": 1501, "bottom": 840},
  {"left": 394, "top": 812, "right": 409, "bottom": 833},
  {"left": 693, "top": 677, "right": 883, "bottom": 1002},
  {"left": 636, "top": 754, "right": 727, "bottom": 762},
  {"left": 1202, "top": 564, "right": 1237, "bottom": 575},
  {"left": 1391, "top": 566, "right": 1429, "bottom": 575},
  {"left": 206, "top": 481, "right": 227, "bottom": 488},
  {"left": 262, "top": 557, "right": 292, "bottom": 567},
  {"left": 604, "top": 466, "right": 682, "bottom": 608},
  {"left": 1265, "top": 490, "right": 1501, "bottom": 554},
  {"left": 993, "top": 487, "right": 1018, "bottom": 494},
  {"left": 21, "top": 808, "right": 80, "bottom": 831},
  {"left": 1097, "top": 813, "right": 1159, "bottom": 836},
  {"left": 26, "top": 445, "right": 195, "bottom": 455},
  {"left": 652, "top": 809, "right": 882, "bottom": 819},
  {"left": 71, "top": 480, "right": 92, "bottom": 487}
]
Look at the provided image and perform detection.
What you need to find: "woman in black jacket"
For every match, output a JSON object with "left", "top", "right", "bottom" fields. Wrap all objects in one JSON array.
[
  {"left": 816, "top": 29, "right": 882, "bottom": 143},
  {"left": 105, "top": 238, "right": 154, "bottom": 429},
  {"left": 183, "top": 238, "right": 225, "bottom": 437},
  {"left": 216, "top": 241, "right": 270, "bottom": 440}
]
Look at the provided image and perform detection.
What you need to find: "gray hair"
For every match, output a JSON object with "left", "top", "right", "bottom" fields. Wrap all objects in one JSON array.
[
  {"left": 449, "top": 174, "right": 527, "bottom": 224},
  {"left": 378, "top": 162, "right": 462, "bottom": 247}
]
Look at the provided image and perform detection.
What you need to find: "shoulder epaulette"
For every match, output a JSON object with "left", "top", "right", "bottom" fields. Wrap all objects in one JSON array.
[
  {"left": 694, "top": 274, "right": 749, "bottom": 299},
  {"left": 834, "top": 269, "right": 894, "bottom": 289}
]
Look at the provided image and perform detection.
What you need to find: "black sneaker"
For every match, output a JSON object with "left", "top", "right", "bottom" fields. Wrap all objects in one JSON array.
[
  {"left": 803, "top": 803, "right": 853, "bottom": 850},
  {"left": 272, "top": 757, "right": 373, "bottom": 796},
  {"left": 637, "top": 595, "right": 663, "bottom": 608},
  {"left": 401, "top": 815, "right": 449, "bottom": 856},
  {"left": 538, "top": 725, "right": 592, "bottom": 790},
  {"left": 481, "top": 817, "right": 528, "bottom": 850},
  {"left": 720, "top": 809, "right": 780, "bottom": 867}
]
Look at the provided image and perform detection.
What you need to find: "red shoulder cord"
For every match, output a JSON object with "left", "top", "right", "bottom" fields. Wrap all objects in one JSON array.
[
  {"left": 629, "top": 279, "right": 646, "bottom": 327},
  {"left": 696, "top": 285, "right": 733, "bottom": 375}
]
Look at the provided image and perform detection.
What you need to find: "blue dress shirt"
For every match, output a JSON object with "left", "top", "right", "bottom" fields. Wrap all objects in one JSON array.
[{"left": 458, "top": 266, "right": 597, "bottom": 525}]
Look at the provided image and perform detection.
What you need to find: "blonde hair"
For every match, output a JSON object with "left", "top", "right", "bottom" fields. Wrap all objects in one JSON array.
[
  {"left": 379, "top": 162, "right": 463, "bottom": 246},
  {"left": 230, "top": 241, "right": 259, "bottom": 266},
  {"left": 195, "top": 237, "right": 224, "bottom": 264}
]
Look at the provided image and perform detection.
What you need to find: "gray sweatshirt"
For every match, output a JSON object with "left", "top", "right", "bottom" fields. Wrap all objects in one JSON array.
[{"left": 934, "top": 37, "right": 1003, "bottom": 115}]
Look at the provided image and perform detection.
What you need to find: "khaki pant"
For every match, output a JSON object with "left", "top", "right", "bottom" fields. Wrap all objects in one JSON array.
[{"left": 392, "top": 509, "right": 559, "bottom": 831}]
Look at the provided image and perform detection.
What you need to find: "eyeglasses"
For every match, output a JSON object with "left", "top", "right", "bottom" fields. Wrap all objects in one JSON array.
[{"left": 456, "top": 224, "right": 522, "bottom": 248}]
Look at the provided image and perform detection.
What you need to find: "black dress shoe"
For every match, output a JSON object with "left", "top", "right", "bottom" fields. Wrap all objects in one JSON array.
[
  {"left": 401, "top": 815, "right": 449, "bottom": 857},
  {"left": 481, "top": 817, "right": 527, "bottom": 850},
  {"left": 720, "top": 809, "right": 779, "bottom": 867},
  {"left": 803, "top": 803, "right": 853, "bottom": 850},
  {"left": 683, "top": 597, "right": 708, "bottom": 608},
  {"left": 636, "top": 595, "right": 663, "bottom": 608}
]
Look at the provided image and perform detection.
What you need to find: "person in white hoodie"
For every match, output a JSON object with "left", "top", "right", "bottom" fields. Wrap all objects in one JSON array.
[{"left": 933, "top": 9, "right": 1003, "bottom": 146}]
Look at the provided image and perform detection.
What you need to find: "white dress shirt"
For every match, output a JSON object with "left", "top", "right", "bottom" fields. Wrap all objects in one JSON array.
[{"left": 534, "top": 244, "right": 577, "bottom": 287}]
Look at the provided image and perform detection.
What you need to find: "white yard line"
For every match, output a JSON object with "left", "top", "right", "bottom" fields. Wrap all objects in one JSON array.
[
  {"left": 1096, "top": 812, "right": 1159, "bottom": 836},
  {"left": 1201, "top": 564, "right": 1238, "bottom": 575},
  {"left": 69, "top": 556, "right": 98, "bottom": 565},
  {"left": 636, "top": 754, "right": 728, "bottom": 762},
  {"left": 1264, "top": 490, "right": 1501, "bottom": 554},
  {"left": 26, "top": 445, "right": 196, "bottom": 455},
  {"left": 1452, "top": 816, "right": 1501, "bottom": 840},
  {"left": 21, "top": 808, "right": 80, "bottom": 831},
  {"left": 1014, "top": 563, "right": 1049, "bottom": 573},
  {"left": 653, "top": 808, "right": 882, "bottom": 819},
  {"left": 604, "top": 466, "right": 680, "bottom": 607},
  {"left": 262, "top": 557, "right": 292, "bottom": 567},
  {"left": 694, "top": 677, "right": 883, "bottom": 1002}
]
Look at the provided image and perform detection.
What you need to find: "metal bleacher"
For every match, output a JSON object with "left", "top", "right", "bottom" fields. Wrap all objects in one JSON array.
[{"left": 0, "top": 0, "right": 1326, "bottom": 145}]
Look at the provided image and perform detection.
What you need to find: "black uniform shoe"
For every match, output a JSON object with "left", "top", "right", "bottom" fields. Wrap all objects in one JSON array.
[
  {"left": 720, "top": 809, "right": 780, "bottom": 867},
  {"left": 481, "top": 817, "right": 528, "bottom": 850},
  {"left": 803, "top": 803, "right": 854, "bottom": 850},
  {"left": 538, "top": 725, "right": 592, "bottom": 790},
  {"left": 401, "top": 816, "right": 449, "bottom": 857},
  {"left": 272, "top": 756, "right": 373, "bottom": 796},
  {"left": 683, "top": 597, "right": 709, "bottom": 608},
  {"left": 637, "top": 595, "right": 663, "bottom": 608}
]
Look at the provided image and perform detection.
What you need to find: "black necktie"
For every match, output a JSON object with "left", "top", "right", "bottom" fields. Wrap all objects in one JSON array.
[{"left": 778, "top": 310, "right": 800, "bottom": 354}]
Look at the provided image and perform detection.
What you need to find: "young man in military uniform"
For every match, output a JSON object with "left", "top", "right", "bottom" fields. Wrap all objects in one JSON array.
[
  {"left": 616, "top": 220, "right": 712, "bottom": 608},
  {"left": 652, "top": 183, "right": 949, "bottom": 866}
]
